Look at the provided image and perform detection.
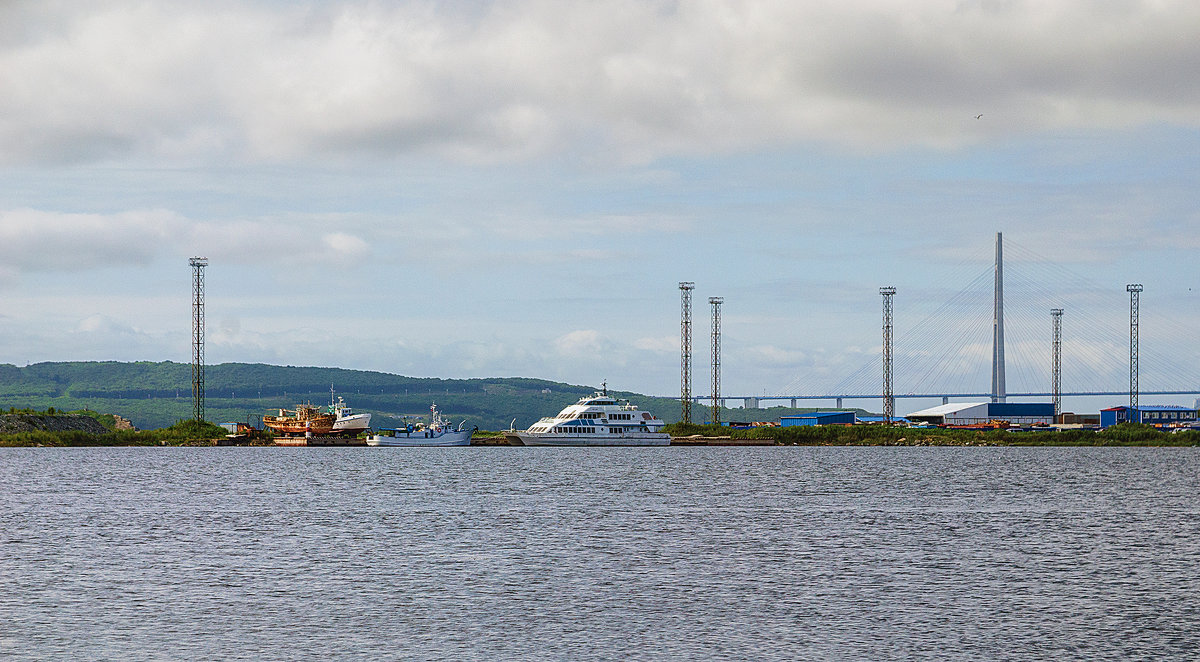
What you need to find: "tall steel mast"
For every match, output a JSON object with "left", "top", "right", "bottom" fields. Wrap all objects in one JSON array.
[
  {"left": 1051, "top": 308, "right": 1063, "bottom": 419},
  {"left": 679, "top": 282, "right": 695, "bottom": 424},
  {"left": 880, "top": 287, "right": 896, "bottom": 422},
  {"left": 709, "top": 297, "right": 723, "bottom": 426},
  {"left": 190, "top": 257, "right": 208, "bottom": 422},
  {"left": 1127, "top": 284, "right": 1143, "bottom": 418}
]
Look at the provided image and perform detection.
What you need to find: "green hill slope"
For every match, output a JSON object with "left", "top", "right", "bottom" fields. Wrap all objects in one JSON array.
[
  {"left": 0, "top": 361, "right": 663, "bottom": 430},
  {"left": 0, "top": 361, "right": 840, "bottom": 431}
]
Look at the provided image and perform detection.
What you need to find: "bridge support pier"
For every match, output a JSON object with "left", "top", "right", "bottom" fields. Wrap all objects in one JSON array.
[
  {"left": 943, "top": 396, "right": 949, "bottom": 405},
  {"left": 790, "top": 398, "right": 796, "bottom": 408},
  {"left": 836, "top": 397, "right": 843, "bottom": 408}
]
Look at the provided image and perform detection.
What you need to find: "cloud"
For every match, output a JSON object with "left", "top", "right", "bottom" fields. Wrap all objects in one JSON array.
[
  {"left": 553, "top": 329, "right": 607, "bottom": 356},
  {"left": 0, "top": 207, "right": 383, "bottom": 283},
  {"left": 321, "top": 232, "right": 371, "bottom": 262},
  {"left": 0, "top": 208, "right": 184, "bottom": 271},
  {"left": 634, "top": 335, "right": 677, "bottom": 353},
  {"left": 2, "top": 1, "right": 1198, "bottom": 166}
]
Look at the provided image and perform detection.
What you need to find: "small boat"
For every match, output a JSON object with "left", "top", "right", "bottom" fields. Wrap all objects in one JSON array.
[
  {"left": 263, "top": 403, "right": 336, "bottom": 436},
  {"left": 366, "top": 403, "right": 475, "bottom": 447},
  {"left": 327, "top": 387, "right": 371, "bottom": 436},
  {"left": 504, "top": 383, "right": 670, "bottom": 446}
]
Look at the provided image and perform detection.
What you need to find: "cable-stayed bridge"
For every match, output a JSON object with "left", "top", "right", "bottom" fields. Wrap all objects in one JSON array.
[{"left": 682, "top": 233, "right": 1200, "bottom": 413}]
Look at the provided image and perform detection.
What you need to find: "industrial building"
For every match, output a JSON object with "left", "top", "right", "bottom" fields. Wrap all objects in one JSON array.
[
  {"left": 781, "top": 411, "right": 856, "bottom": 427},
  {"left": 1100, "top": 405, "right": 1199, "bottom": 428},
  {"left": 905, "top": 402, "right": 1054, "bottom": 426}
]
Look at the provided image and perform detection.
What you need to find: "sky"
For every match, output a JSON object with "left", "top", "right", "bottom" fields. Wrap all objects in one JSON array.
[{"left": 2, "top": 0, "right": 1199, "bottom": 414}]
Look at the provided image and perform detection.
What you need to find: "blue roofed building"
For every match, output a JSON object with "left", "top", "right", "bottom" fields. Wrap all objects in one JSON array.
[
  {"left": 781, "top": 411, "right": 856, "bottom": 426},
  {"left": 1100, "top": 405, "right": 1198, "bottom": 428}
]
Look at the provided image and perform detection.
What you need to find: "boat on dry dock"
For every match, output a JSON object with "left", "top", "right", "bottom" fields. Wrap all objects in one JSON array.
[
  {"left": 327, "top": 388, "right": 372, "bottom": 436},
  {"left": 262, "top": 403, "right": 336, "bottom": 436},
  {"left": 504, "top": 384, "right": 670, "bottom": 446},
  {"left": 366, "top": 403, "right": 474, "bottom": 447}
]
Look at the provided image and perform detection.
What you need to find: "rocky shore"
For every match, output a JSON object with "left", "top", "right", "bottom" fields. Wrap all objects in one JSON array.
[{"left": 0, "top": 414, "right": 109, "bottom": 435}]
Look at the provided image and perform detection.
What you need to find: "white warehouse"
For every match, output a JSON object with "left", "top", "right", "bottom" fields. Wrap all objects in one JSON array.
[{"left": 906, "top": 402, "right": 1054, "bottom": 426}]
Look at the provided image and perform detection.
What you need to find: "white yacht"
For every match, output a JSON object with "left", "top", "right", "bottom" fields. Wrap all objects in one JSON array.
[
  {"left": 504, "top": 384, "right": 670, "bottom": 446},
  {"left": 367, "top": 403, "right": 474, "bottom": 447}
]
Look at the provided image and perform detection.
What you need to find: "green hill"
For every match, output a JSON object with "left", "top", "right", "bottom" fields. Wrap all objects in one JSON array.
[
  {"left": 0, "top": 361, "right": 841, "bottom": 431},
  {"left": 0, "top": 361, "right": 639, "bottom": 430}
]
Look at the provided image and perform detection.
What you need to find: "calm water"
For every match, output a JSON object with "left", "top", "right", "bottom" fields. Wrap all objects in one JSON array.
[{"left": 1, "top": 446, "right": 1197, "bottom": 660}]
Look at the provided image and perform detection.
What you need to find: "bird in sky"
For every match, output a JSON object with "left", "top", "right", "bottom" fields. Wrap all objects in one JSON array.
[{"left": 975, "top": 114, "right": 983, "bottom": 119}]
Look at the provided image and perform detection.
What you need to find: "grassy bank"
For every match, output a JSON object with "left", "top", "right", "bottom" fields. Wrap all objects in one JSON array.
[
  {"left": 664, "top": 422, "right": 1200, "bottom": 446},
  {"left": 5, "top": 419, "right": 1197, "bottom": 447},
  {"left": 0, "top": 419, "right": 234, "bottom": 447}
]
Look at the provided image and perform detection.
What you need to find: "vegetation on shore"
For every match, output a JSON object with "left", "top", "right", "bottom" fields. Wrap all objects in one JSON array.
[
  {"left": 663, "top": 422, "right": 1200, "bottom": 446},
  {"left": 2, "top": 362, "right": 1195, "bottom": 447},
  {"left": 3, "top": 413, "right": 1195, "bottom": 447},
  {"left": 0, "top": 414, "right": 232, "bottom": 447}
]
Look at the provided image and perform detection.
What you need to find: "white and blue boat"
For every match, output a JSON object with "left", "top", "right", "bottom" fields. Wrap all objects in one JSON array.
[{"left": 366, "top": 403, "right": 474, "bottom": 447}]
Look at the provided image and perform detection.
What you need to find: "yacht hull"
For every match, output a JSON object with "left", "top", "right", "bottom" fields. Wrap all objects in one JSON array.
[{"left": 504, "top": 431, "right": 670, "bottom": 446}]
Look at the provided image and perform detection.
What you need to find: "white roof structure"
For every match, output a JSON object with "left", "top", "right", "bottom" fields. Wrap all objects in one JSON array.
[{"left": 906, "top": 402, "right": 990, "bottom": 419}]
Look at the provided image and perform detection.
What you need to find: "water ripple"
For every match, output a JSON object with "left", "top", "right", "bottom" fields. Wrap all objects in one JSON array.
[{"left": 0, "top": 446, "right": 1197, "bottom": 660}]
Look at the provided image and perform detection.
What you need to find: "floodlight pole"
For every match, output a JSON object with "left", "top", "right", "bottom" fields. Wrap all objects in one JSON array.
[
  {"left": 880, "top": 287, "right": 896, "bottom": 422},
  {"left": 190, "top": 257, "right": 208, "bottom": 423},
  {"left": 1051, "top": 308, "right": 1063, "bottom": 419},
  {"left": 1127, "top": 284, "right": 1142, "bottom": 420},
  {"left": 709, "top": 297, "right": 723, "bottom": 426},
  {"left": 679, "top": 282, "right": 695, "bottom": 424}
]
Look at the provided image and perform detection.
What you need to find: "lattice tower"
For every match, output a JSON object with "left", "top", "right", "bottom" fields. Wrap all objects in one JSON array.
[
  {"left": 190, "top": 257, "right": 208, "bottom": 422},
  {"left": 709, "top": 297, "right": 723, "bottom": 425},
  {"left": 880, "top": 287, "right": 896, "bottom": 422},
  {"left": 1051, "top": 308, "right": 1063, "bottom": 419},
  {"left": 679, "top": 282, "right": 695, "bottom": 424},
  {"left": 1127, "top": 284, "right": 1142, "bottom": 416}
]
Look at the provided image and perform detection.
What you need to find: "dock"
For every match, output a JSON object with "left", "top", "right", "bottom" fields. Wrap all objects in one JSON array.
[{"left": 274, "top": 436, "right": 368, "bottom": 447}]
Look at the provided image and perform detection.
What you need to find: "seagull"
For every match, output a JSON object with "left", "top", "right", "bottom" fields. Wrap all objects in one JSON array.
[{"left": 975, "top": 114, "right": 983, "bottom": 119}]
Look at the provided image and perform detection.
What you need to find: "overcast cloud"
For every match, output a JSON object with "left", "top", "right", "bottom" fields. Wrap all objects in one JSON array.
[{"left": 3, "top": 1, "right": 1199, "bottom": 166}]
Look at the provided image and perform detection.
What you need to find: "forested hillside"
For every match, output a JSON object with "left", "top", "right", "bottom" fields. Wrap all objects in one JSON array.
[
  {"left": 0, "top": 361, "right": 834, "bottom": 431},
  {"left": 0, "top": 361, "right": 680, "bottom": 430}
]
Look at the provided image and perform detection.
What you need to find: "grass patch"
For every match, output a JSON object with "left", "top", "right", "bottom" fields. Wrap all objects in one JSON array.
[{"left": 663, "top": 421, "right": 1200, "bottom": 447}]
